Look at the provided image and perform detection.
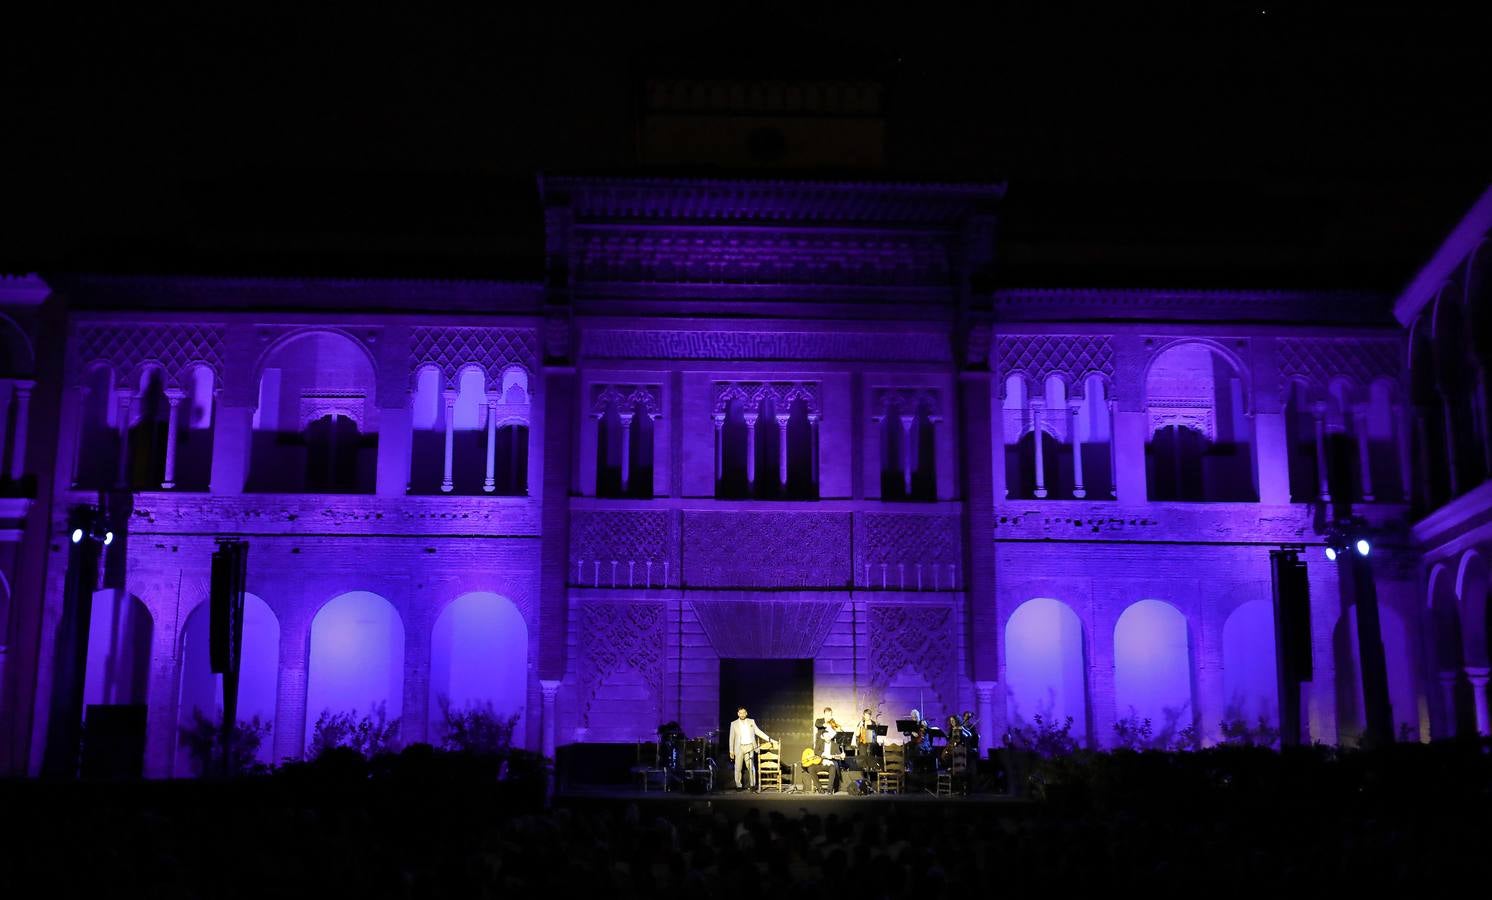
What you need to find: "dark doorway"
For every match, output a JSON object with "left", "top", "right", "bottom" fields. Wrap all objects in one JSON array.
[{"left": 719, "top": 659, "right": 814, "bottom": 765}]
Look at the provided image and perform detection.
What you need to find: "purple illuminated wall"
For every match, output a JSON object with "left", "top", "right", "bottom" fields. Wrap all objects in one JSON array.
[{"left": 6, "top": 178, "right": 1488, "bottom": 779}]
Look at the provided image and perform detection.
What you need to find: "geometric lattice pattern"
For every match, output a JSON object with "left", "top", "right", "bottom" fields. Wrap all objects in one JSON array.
[
  {"left": 997, "top": 335, "right": 1114, "bottom": 383},
  {"left": 691, "top": 600, "right": 845, "bottom": 659},
  {"left": 1276, "top": 337, "right": 1402, "bottom": 389},
  {"left": 857, "top": 513, "right": 961, "bottom": 583},
  {"left": 75, "top": 322, "right": 225, "bottom": 388},
  {"left": 868, "top": 604, "right": 956, "bottom": 715},
  {"left": 408, "top": 326, "right": 539, "bottom": 391},
  {"left": 578, "top": 600, "right": 666, "bottom": 725}
]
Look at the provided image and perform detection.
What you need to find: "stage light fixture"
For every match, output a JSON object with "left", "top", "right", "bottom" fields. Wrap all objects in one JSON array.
[
  {"left": 103, "top": 531, "right": 114, "bottom": 546},
  {"left": 71, "top": 528, "right": 83, "bottom": 544},
  {"left": 1324, "top": 546, "right": 1337, "bottom": 561},
  {"left": 1355, "top": 538, "right": 1370, "bottom": 557}
]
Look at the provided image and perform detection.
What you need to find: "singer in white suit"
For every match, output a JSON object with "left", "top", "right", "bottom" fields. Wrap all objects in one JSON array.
[{"left": 728, "top": 706, "right": 772, "bottom": 790}]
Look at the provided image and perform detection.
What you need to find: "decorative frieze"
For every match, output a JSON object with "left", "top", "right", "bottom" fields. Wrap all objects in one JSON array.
[
  {"left": 572, "top": 230, "right": 951, "bottom": 285},
  {"left": 408, "top": 327, "right": 539, "bottom": 391},
  {"left": 690, "top": 599, "right": 845, "bottom": 659},
  {"left": 1276, "top": 337, "right": 1403, "bottom": 391},
  {"left": 682, "top": 511, "right": 851, "bottom": 588},
  {"left": 74, "top": 322, "right": 226, "bottom": 388},
  {"left": 569, "top": 511, "right": 677, "bottom": 588},
  {"left": 581, "top": 329, "right": 951, "bottom": 363},
  {"left": 578, "top": 600, "right": 666, "bottom": 726},
  {"left": 868, "top": 603, "right": 956, "bottom": 714},
  {"left": 856, "top": 513, "right": 961, "bottom": 591},
  {"left": 996, "top": 335, "right": 1114, "bottom": 384}
]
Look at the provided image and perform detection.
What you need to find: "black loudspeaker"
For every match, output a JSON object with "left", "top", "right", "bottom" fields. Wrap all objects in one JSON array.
[
  {"left": 1270, "top": 550, "right": 1313, "bottom": 682},
  {"left": 81, "top": 704, "right": 147, "bottom": 779},
  {"left": 209, "top": 539, "right": 249, "bottom": 675}
]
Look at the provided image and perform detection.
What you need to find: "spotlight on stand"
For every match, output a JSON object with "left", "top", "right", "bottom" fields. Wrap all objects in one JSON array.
[{"left": 1322, "top": 518, "right": 1374, "bottom": 564}]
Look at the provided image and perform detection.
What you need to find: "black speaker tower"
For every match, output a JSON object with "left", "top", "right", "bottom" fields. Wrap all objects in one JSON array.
[{"left": 210, "top": 538, "right": 249, "bottom": 775}]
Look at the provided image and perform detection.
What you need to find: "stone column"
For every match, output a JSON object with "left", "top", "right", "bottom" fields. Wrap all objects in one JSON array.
[
  {"left": 1106, "top": 399, "right": 1119, "bottom": 499},
  {"left": 975, "top": 681, "right": 998, "bottom": 748},
  {"left": 1311, "top": 401, "right": 1331, "bottom": 501},
  {"left": 540, "top": 679, "right": 562, "bottom": 761},
  {"left": 161, "top": 389, "right": 184, "bottom": 489},
  {"left": 1030, "top": 399, "right": 1047, "bottom": 498},
  {"left": 808, "top": 413, "right": 821, "bottom": 490},
  {"left": 619, "top": 410, "right": 635, "bottom": 494},
  {"left": 484, "top": 395, "right": 499, "bottom": 492},
  {"left": 743, "top": 411, "right": 758, "bottom": 489},
  {"left": 1468, "top": 666, "right": 1491, "bottom": 737},
  {"left": 1352, "top": 403, "right": 1374, "bottom": 502},
  {"left": 776, "top": 413, "right": 791, "bottom": 488},
  {"left": 0, "top": 381, "right": 12, "bottom": 480},
  {"left": 1253, "top": 410, "right": 1292, "bottom": 505},
  {"left": 712, "top": 414, "right": 725, "bottom": 482},
  {"left": 1393, "top": 403, "right": 1412, "bottom": 503},
  {"left": 115, "top": 389, "right": 134, "bottom": 488},
  {"left": 1068, "top": 401, "right": 1086, "bottom": 498},
  {"left": 1438, "top": 670, "right": 1460, "bottom": 738},
  {"left": 7, "top": 380, "right": 32, "bottom": 483},
  {"left": 1441, "top": 393, "right": 1462, "bottom": 497},
  {"left": 1414, "top": 407, "right": 1433, "bottom": 505},
  {"left": 900, "top": 413, "right": 915, "bottom": 494},
  {"left": 440, "top": 390, "right": 457, "bottom": 493}
]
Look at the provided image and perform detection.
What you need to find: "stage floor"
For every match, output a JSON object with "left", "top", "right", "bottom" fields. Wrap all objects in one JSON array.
[{"left": 555, "top": 786, "right": 1034, "bottom": 817}]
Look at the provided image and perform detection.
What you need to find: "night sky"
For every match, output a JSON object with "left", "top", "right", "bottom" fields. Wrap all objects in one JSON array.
[{"left": 3, "top": 3, "right": 1488, "bottom": 292}]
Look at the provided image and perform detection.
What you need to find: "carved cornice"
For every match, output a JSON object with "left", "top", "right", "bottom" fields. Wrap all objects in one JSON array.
[
  {"left": 993, "top": 288, "right": 1392, "bottom": 323},
  {"left": 582, "top": 328, "right": 951, "bottom": 363},
  {"left": 712, "top": 380, "right": 821, "bottom": 416},
  {"left": 542, "top": 175, "right": 1005, "bottom": 226}
]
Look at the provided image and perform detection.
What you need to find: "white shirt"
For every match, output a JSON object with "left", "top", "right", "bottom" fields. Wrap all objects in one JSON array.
[{"left": 729, "top": 717, "right": 769, "bottom": 750}]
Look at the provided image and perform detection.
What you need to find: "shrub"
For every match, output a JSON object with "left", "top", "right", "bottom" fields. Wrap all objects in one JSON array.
[
  {"left": 1004, "top": 714, "right": 1081, "bottom": 758},
  {"left": 1112, "top": 710, "right": 1154, "bottom": 751},
  {"left": 435, "top": 696, "right": 519, "bottom": 755},
  {"left": 309, "top": 703, "right": 401, "bottom": 759},
  {"left": 1219, "top": 716, "right": 1281, "bottom": 748},
  {"left": 178, "top": 708, "right": 273, "bottom": 776}
]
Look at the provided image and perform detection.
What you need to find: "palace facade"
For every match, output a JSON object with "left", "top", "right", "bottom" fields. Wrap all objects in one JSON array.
[{"left": 0, "top": 176, "right": 1489, "bottom": 776}]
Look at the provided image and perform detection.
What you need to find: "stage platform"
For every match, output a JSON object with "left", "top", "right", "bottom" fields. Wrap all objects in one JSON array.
[{"left": 554, "top": 786, "right": 1035, "bottom": 818}]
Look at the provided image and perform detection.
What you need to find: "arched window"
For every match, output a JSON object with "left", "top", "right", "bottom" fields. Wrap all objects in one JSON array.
[
  {"left": 176, "top": 593, "right": 279, "bottom": 773},
  {"left": 127, "top": 368, "right": 170, "bottom": 490},
  {"left": 75, "top": 366, "right": 119, "bottom": 490},
  {"left": 714, "top": 383, "right": 818, "bottom": 500},
  {"left": 1221, "top": 599, "right": 1278, "bottom": 731},
  {"left": 1005, "top": 598, "right": 1088, "bottom": 744},
  {"left": 428, "top": 592, "right": 529, "bottom": 747},
  {"left": 594, "top": 386, "right": 659, "bottom": 499},
  {"left": 1113, "top": 600, "right": 1194, "bottom": 747},
  {"left": 248, "top": 332, "right": 378, "bottom": 493},
  {"left": 305, "top": 591, "right": 405, "bottom": 755},
  {"left": 1004, "top": 373, "right": 1112, "bottom": 500},
  {"left": 876, "top": 391, "right": 937, "bottom": 502},
  {"left": 1144, "top": 344, "right": 1256, "bottom": 501},
  {"left": 84, "top": 590, "right": 153, "bottom": 707}
]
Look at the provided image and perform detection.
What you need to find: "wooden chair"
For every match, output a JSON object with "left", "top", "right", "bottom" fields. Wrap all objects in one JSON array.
[
  {"left": 877, "top": 743, "right": 906, "bottom": 794},
  {"left": 936, "top": 747, "right": 967, "bottom": 797},
  {"left": 756, "top": 744, "right": 783, "bottom": 792}
]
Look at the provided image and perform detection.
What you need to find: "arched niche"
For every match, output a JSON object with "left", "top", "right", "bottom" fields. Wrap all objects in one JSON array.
[
  {"left": 84, "top": 590, "right": 154, "bottom": 707},
  {"left": 428, "top": 592, "right": 529, "bottom": 746},
  {"left": 304, "top": 591, "right": 405, "bottom": 752},
  {"left": 1333, "top": 601, "right": 1421, "bottom": 744},
  {"left": 1144, "top": 342, "right": 1256, "bottom": 501},
  {"left": 1004, "top": 598, "right": 1088, "bottom": 743},
  {"left": 1221, "top": 599, "right": 1278, "bottom": 728},
  {"left": 1113, "top": 599, "right": 1194, "bottom": 745},
  {"left": 248, "top": 331, "right": 378, "bottom": 493},
  {"left": 175, "top": 592, "right": 280, "bottom": 772}
]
